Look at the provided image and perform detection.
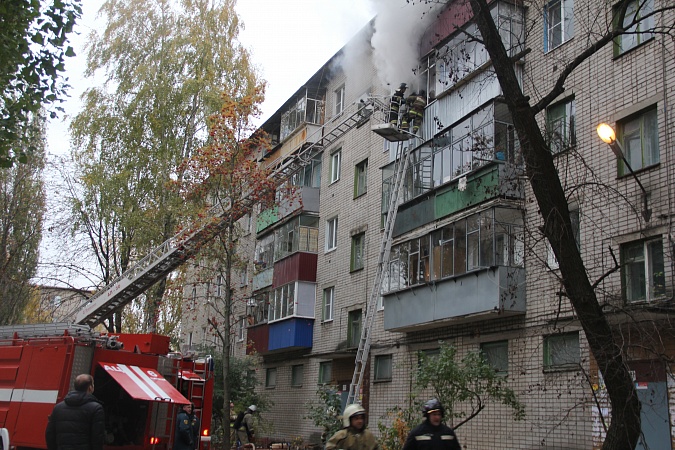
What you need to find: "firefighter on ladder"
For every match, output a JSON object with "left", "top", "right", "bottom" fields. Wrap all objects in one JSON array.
[
  {"left": 405, "top": 91, "right": 426, "bottom": 134},
  {"left": 389, "top": 83, "right": 407, "bottom": 126}
]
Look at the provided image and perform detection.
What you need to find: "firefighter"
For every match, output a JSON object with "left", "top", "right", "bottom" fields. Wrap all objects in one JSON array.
[
  {"left": 235, "top": 405, "right": 257, "bottom": 446},
  {"left": 405, "top": 91, "right": 427, "bottom": 134},
  {"left": 174, "top": 403, "right": 199, "bottom": 450},
  {"left": 45, "top": 374, "right": 105, "bottom": 450},
  {"left": 325, "top": 404, "right": 379, "bottom": 450},
  {"left": 402, "top": 399, "right": 461, "bottom": 450},
  {"left": 389, "top": 83, "right": 407, "bottom": 126}
]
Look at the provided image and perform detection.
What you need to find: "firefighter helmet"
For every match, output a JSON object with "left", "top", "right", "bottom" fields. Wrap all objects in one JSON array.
[
  {"left": 342, "top": 404, "right": 366, "bottom": 427},
  {"left": 422, "top": 399, "right": 445, "bottom": 418}
]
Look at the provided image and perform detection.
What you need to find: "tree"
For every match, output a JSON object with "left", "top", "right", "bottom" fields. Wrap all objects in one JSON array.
[
  {"left": 412, "top": 0, "right": 675, "bottom": 448},
  {"left": 0, "top": 115, "right": 46, "bottom": 324},
  {"left": 0, "top": 0, "right": 81, "bottom": 167},
  {"left": 377, "top": 344, "right": 524, "bottom": 450},
  {"left": 304, "top": 386, "right": 343, "bottom": 445},
  {"left": 67, "top": 0, "right": 250, "bottom": 332},
  {"left": 209, "top": 353, "right": 271, "bottom": 446},
  {"left": 175, "top": 79, "right": 277, "bottom": 450}
]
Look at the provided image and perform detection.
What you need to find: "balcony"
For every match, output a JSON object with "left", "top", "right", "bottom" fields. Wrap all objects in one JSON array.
[
  {"left": 245, "top": 318, "right": 314, "bottom": 355},
  {"left": 261, "top": 122, "right": 323, "bottom": 170},
  {"left": 393, "top": 163, "right": 523, "bottom": 237},
  {"left": 257, "top": 187, "right": 320, "bottom": 233},
  {"left": 246, "top": 323, "right": 269, "bottom": 355},
  {"left": 268, "top": 318, "right": 314, "bottom": 353},
  {"left": 383, "top": 265, "right": 525, "bottom": 332}
]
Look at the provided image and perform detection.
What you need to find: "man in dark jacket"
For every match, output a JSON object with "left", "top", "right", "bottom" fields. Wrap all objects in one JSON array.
[
  {"left": 45, "top": 373, "right": 105, "bottom": 450},
  {"left": 402, "top": 399, "right": 461, "bottom": 450},
  {"left": 174, "top": 403, "right": 199, "bottom": 450}
]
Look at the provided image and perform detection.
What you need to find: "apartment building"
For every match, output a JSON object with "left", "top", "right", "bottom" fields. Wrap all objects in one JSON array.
[{"left": 181, "top": 0, "right": 675, "bottom": 448}]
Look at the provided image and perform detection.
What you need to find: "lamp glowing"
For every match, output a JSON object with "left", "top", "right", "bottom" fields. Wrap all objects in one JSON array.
[{"left": 596, "top": 123, "right": 616, "bottom": 145}]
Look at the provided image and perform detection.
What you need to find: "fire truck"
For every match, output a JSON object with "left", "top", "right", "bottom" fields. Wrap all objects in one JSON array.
[{"left": 0, "top": 323, "right": 214, "bottom": 450}]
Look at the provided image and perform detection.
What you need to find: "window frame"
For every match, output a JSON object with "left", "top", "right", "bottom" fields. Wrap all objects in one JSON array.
[
  {"left": 621, "top": 237, "right": 665, "bottom": 303},
  {"left": 237, "top": 316, "right": 246, "bottom": 342},
  {"left": 330, "top": 149, "right": 342, "bottom": 184},
  {"left": 354, "top": 158, "right": 368, "bottom": 198},
  {"left": 326, "top": 217, "right": 338, "bottom": 251},
  {"left": 351, "top": 232, "right": 366, "bottom": 272},
  {"left": 481, "top": 340, "right": 509, "bottom": 376},
  {"left": 613, "top": 0, "right": 654, "bottom": 56},
  {"left": 265, "top": 367, "right": 277, "bottom": 388},
  {"left": 374, "top": 354, "right": 393, "bottom": 382},
  {"left": 617, "top": 107, "right": 659, "bottom": 175},
  {"left": 347, "top": 309, "right": 362, "bottom": 348},
  {"left": 335, "top": 85, "right": 345, "bottom": 115},
  {"left": 323, "top": 287, "right": 334, "bottom": 322},
  {"left": 544, "top": 0, "right": 574, "bottom": 52},
  {"left": 318, "top": 361, "right": 332, "bottom": 385},
  {"left": 543, "top": 332, "right": 580, "bottom": 371},
  {"left": 546, "top": 98, "right": 576, "bottom": 154},
  {"left": 291, "top": 364, "right": 304, "bottom": 387}
]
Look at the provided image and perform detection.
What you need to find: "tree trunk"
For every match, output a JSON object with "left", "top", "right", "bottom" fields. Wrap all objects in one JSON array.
[{"left": 468, "top": 0, "right": 641, "bottom": 448}]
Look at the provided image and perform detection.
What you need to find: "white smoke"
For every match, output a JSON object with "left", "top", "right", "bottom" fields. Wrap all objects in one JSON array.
[{"left": 369, "top": 0, "right": 445, "bottom": 90}]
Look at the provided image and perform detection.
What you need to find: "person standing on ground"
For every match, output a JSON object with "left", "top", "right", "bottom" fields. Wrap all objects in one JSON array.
[
  {"left": 174, "top": 403, "right": 199, "bottom": 450},
  {"left": 235, "top": 405, "right": 257, "bottom": 446},
  {"left": 402, "top": 399, "right": 461, "bottom": 450},
  {"left": 326, "top": 404, "right": 379, "bottom": 450},
  {"left": 45, "top": 373, "right": 105, "bottom": 450}
]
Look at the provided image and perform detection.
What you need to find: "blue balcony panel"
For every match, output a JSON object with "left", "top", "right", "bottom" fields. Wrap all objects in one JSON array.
[
  {"left": 383, "top": 266, "right": 525, "bottom": 332},
  {"left": 267, "top": 318, "right": 314, "bottom": 352}
]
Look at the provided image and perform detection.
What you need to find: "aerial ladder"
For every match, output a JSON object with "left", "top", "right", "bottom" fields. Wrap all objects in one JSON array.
[
  {"left": 68, "top": 95, "right": 391, "bottom": 328},
  {"left": 345, "top": 104, "right": 420, "bottom": 406}
]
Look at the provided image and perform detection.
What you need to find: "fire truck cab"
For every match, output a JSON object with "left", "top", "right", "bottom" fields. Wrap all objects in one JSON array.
[{"left": 0, "top": 324, "right": 213, "bottom": 450}]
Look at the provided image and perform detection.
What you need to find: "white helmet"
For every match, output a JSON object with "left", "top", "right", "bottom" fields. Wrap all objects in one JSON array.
[
  {"left": 342, "top": 404, "right": 366, "bottom": 427},
  {"left": 248, "top": 405, "right": 257, "bottom": 412}
]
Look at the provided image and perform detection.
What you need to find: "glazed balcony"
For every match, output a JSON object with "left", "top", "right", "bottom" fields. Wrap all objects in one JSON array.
[{"left": 384, "top": 265, "right": 525, "bottom": 332}]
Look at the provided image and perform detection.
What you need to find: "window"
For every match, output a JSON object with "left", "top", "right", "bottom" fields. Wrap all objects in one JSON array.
[
  {"left": 547, "top": 99, "right": 576, "bottom": 154},
  {"left": 614, "top": 0, "right": 654, "bottom": 55},
  {"left": 291, "top": 365, "right": 304, "bottom": 387},
  {"left": 347, "top": 309, "right": 362, "bottom": 348},
  {"left": 351, "top": 233, "right": 365, "bottom": 271},
  {"left": 354, "top": 159, "right": 368, "bottom": 197},
  {"left": 547, "top": 205, "right": 580, "bottom": 269},
  {"left": 254, "top": 233, "right": 274, "bottom": 270},
  {"left": 265, "top": 367, "right": 277, "bottom": 388},
  {"left": 374, "top": 355, "right": 393, "bottom": 381},
  {"left": 481, "top": 341, "right": 508, "bottom": 376},
  {"left": 240, "top": 265, "right": 248, "bottom": 286},
  {"left": 216, "top": 275, "right": 223, "bottom": 297},
  {"left": 237, "top": 317, "right": 246, "bottom": 342},
  {"left": 330, "top": 150, "right": 342, "bottom": 183},
  {"left": 618, "top": 108, "right": 659, "bottom": 174},
  {"left": 274, "top": 215, "right": 319, "bottom": 260},
  {"left": 543, "top": 332, "right": 580, "bottom": 371},
  {"left": 418, "top": 348, "right": 440, "bottom": 368},
  {"left": 544, "top": 0, "right": 574, "bottom": 52},
  {"left": 621, "top": 238, "right": 665, "bottom": 302},
  {"left": 268, "top": 282, "right": 296, "bottom": 322},
  {"left": 318, "top": 361, "right": 332, "bottom": 384},
  {"left": 335, "top": 85, "right": 345, "bottom": 115},
  {"left": 291, "top": 153, "right": 322, "bottom": 188},
  {"left": 323, "top": 287, "right": 334, "bottom": 322},
  {"left": 326, "top": 217, "right": 338, "bottom": 251}
]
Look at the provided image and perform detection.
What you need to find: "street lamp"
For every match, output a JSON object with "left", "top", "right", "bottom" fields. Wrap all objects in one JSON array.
[{"left": 596, "top": 123, "right": 651, "bottom": 222}]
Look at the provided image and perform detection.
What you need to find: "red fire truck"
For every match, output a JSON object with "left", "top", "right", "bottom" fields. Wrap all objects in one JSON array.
[{"left": 0, "top": 323, "right": 214, "bottom": 450}]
